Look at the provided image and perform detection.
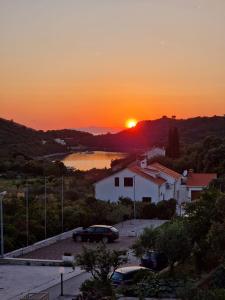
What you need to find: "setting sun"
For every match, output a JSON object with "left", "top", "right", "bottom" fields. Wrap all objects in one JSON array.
[{"left": 126, "top": 119, "right": 137, "bottom": 128}]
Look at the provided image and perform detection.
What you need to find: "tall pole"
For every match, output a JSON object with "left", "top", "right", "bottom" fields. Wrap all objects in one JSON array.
[
  {"left": 26, "top": 184, "right": 29, "bottom": 247},
  {"left": 133, "top": 176, "right": 136, "bottom": 219},
  {"left": 0, "top": 196, "right": 3, "bottom": 257},
  {"left": 44, "top": 177, "right": 47, "bottom": 239},
  {"left": 0, "top": 191, "right": 7, "bottom": 258},
  {"left": 61, "top": 176, "right": 64, "bottom": 233},
  {"left": 60, "top": 273, "right": 64, "bottom": 296}
]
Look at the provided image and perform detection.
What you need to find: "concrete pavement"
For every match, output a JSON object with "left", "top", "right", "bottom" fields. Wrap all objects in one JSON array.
[
  {"left": 1, "top": 219, "right": 167, "bottom": 299},
  {"left": 0, "top": 265, "right": 84, "bottom": 300}
]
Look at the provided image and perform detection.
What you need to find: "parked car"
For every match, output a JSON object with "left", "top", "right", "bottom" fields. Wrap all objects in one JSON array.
[
  {"left": 72, "top": 225, "right": 119, "bottom": 243},
  {"left": 140, "top": 250, "right": 168, "bottom": 271},
  {"left": 111, "top": 266, "right": 149, "bottom": 287}
]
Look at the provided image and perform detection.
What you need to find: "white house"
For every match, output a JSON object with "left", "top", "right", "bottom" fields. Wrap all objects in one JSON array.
[
  {"left": 184, "top": 172, "right": 217, "bottom": 201},
  {"left": 144, "top": 147, "right": 166, "bottom": 160},
  {"left": 54, "top": 138, "right": 66, "bottom": 145},
  {"left": 94, "top": 161, "right": 216, "bottom": 203}
]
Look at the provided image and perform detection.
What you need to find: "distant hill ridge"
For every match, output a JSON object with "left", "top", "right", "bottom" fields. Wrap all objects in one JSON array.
[{"left": 0, "top": 116, "right": 225, "bottom": 156}]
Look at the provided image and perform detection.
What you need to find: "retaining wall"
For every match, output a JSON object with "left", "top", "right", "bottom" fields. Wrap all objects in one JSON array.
[{"left": 4, "top": 227, "right": 82, "bottom": 258}]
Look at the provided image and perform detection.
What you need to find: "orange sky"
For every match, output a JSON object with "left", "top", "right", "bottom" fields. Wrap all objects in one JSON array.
[{"left": 0, "top": 0, "right": 225, "bottom": 130}]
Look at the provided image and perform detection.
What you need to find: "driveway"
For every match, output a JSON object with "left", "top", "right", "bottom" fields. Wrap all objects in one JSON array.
[{"left": 19, "top": 219, "right": 166, "bottom": 260}]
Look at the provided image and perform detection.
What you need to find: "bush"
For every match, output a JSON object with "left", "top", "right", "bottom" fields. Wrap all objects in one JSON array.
[
  {"left": 178, "top": 287, "right": 225, "bottom": 300},
  {"left": 80, "top": 278, "right": 115, "bottom": 300},
  {"left": 156, "top": 199, "right": 177, "bottom": 219}
]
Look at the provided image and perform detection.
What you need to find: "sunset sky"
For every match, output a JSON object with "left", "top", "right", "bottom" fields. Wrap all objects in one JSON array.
[{"left": 0, "top": 0, "right": 225, "bottom": 130}]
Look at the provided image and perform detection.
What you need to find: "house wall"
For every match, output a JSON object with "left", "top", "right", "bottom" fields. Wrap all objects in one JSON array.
[
  {"left": 156, "top": 172, "right": 182, "bottom": 201},
  {"left": 187, "top": 186, "right": 205, "bottom": 201},
  {"left": 95, "top": 168, "right": 160, "bottom": 203},
  {"left": 146, "top": 147, "right": 165, "bottom": 160}
]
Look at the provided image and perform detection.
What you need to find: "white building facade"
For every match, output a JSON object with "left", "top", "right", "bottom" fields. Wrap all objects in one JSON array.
[
  {"left": 94, "top": 162, "right": 216, "bottom": 204},
  {"left": 95, "top": 162, "right": 182, "bottom": 203}
]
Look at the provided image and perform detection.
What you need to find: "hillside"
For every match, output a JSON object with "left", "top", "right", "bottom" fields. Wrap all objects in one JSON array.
[
  {"left": 0, "top": 116, "right": 225, "bottom": 157},
  {"left": 81, "top": 116, "right": 225, "bottom": 151},
  {"left": 0, "top": 118, "right": 67, "bottom": 157}
]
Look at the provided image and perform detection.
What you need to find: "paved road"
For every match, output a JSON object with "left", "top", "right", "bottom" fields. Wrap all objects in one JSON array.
[
  {"left": 19, "top": 220, "right": 166, "bottom": 261},
  {"left": 20, "top": 236, "right": 136, "bottom": 260},
  {"left": 42, "top": 271, "right": 90, "bottom": 300}
]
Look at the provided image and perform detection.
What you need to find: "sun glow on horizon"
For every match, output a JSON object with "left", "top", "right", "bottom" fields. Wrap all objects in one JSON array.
[{"left": 126, "top": 119, "right": 137, "bottom": 128}]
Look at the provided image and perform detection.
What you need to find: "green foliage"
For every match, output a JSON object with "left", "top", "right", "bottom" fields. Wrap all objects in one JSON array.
[
  {"left": 76, "top": 244, "right": 127, "bottom": 299},
  {"left": 120, "top": 272, "right": 188, "bottom": 299},
  {"left": 132, "top": 226, "right": 158, "bottom": 257},
  {"left": 156, "top": 135, "right": 225, "bottom": 176},
  {"left": 80, "top": 278, "right": 115, "bottom": 300},
  {"left": 76, "top": 244, "right": 127, "bottom": 282},
  {"left": 178, "top": 287, "right": 225, "bottom": 300},
  {"left": 134, "top": 198, "right": 176, "bottom": 220},
  {"left": 184, "top": 189, "right": 225, "bottom": 271},
  {"left": 156, "top": 199, "right": 177, "bottom": 219},
  {"left": 166, "top": 126, "right": 180, "bottom": 158},
  {"left": 2, "top": 175, "right": 132, "bottom": 252},
  {"left": 156, "top": 220, "right": 192, "bottom": 273},
  {"left": 211, "top": 265, "right": 225, "bottom": 288}
]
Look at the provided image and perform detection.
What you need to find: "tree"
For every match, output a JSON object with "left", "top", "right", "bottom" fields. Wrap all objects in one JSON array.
[
  {"left": 166, "top": 127, "right": 180, "bottom": 159},
  {"left": 132, "top": 226, "right": 158, "bottom": 257},
  {"left": 76, "top": 244, "right": 127, "bottom": 281},
  {"left": 76, "top": 244, "right": 127, "bottom": 299},
  {"left": 156, "top": 221, "right": 191, "bottom": 274}
]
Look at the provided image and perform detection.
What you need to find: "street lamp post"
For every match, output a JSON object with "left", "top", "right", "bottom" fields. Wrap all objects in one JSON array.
[
  {"left": 59, "top": 266, "right": 65, "bottom": 296},
  {"left": 61, "top": 176, "right": 64, "bottom": 233},
  {"left": 44, "top": 177, "right": 47, "bottom": 239},
  {"left": 133, "top": 176, "right": 136, "bottom": 219},
  {"left": 25, "top": 184, "right": 29, "bottom": 246},
  {"left": 0, "top": 191, "right": 7, "bottom": 258}
]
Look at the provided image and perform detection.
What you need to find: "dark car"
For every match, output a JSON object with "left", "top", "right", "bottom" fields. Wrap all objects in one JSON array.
[
  {"left": 72, "top": 225, "right": 119, "bottom": 243},
  {"left": 111, "top": 266, "right": 149, "bottom": 287},
  {"left": 140, "top": 250, "right": 168, "bottom": 271}
]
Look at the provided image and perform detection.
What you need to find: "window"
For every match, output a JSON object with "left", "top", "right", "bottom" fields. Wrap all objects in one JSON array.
[
  {"left": 114, "top": 177, "right": 119, "bottom": 187},
  {"left": 142, "top": 197, "right": 152, "bottom": 203},
  {"left": 124, "top": 177, "right": 133, "bottom": 187},
  {"left": 95, "top": 227, "right": 108, "bottom": 233}
]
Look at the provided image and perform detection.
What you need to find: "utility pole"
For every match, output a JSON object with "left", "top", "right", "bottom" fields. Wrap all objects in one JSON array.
[
  {"left": 61, "top": 176, "right": 64, "bottom": 233},
  {"left": 133, "top": 176, "right": 136, "bottom": 219},
  {"left": 44, "top": 177, "right": 47, "bottom": 239},
  {"left": 0, "top": 191, "right": 7, "bottom": 258},
  {"left": 26, "top": 184, "right": 29, "bottom": 247}
]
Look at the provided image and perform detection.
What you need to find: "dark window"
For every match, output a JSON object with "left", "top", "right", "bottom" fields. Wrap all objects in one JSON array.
[
  {"left": 124, "top": 177, "right": 133, "bottom": 187},
  {"left": 95, "top": 227, "right": 107, "bottom": 233},
  {"left": 114, "top": 177, "right": 119, "bottom": 187},
  {"left": 87, "top": 227, "right": 95, "bottom": 233},
  {"left": 142, "top": 197, "right": 152, "bottom": 203}
]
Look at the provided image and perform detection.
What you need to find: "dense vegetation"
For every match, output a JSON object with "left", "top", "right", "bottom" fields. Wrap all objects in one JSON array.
[
  {"left": 153, "top": 135, "right": 225, "bottom": 177},
  {"left": 1, "top": 116, "right": 225, "bottom": 156},
  {"left": 128, "top": 188, "right": 225, "bottom": 299},
  {"left": 72, "top": 188, "right": 225, "bottom": 300},
  {"left": 1, "top": 172, "right": 176, "bottom": 252},
  {"left": 0, "top": 118, "right": 67, "bottom": 157}
]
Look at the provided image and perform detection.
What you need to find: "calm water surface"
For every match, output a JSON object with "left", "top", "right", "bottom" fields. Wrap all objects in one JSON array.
[{"left": 62, "top": 151, "right": 127, "bottom": 171}]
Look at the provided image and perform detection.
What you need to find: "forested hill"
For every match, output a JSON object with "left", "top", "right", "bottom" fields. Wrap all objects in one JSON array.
[
  {"left": 0, "top": 116, "right": 225, "bottom": 156},
  {"left": 83, "top": 116, "right": 225, "bottom": 151},
  {"left": 0, "top": 118, "right": 67, "bottom": 157}
]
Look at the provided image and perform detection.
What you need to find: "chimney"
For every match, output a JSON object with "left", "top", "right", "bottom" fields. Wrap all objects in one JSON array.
[{"left": 139, "top": 158, "right": 147, "bottom": 169}]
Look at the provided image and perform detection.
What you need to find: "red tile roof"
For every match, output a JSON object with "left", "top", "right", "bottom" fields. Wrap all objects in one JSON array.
[
  {"left": 128, "top": 165, "right": 166, "bottom": 185},
  {"left": 149, "top": 162, "right": 181, "bottom": 180},
  {"left": 186, "top": 173, "right": 217, "bottom": 187}
]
